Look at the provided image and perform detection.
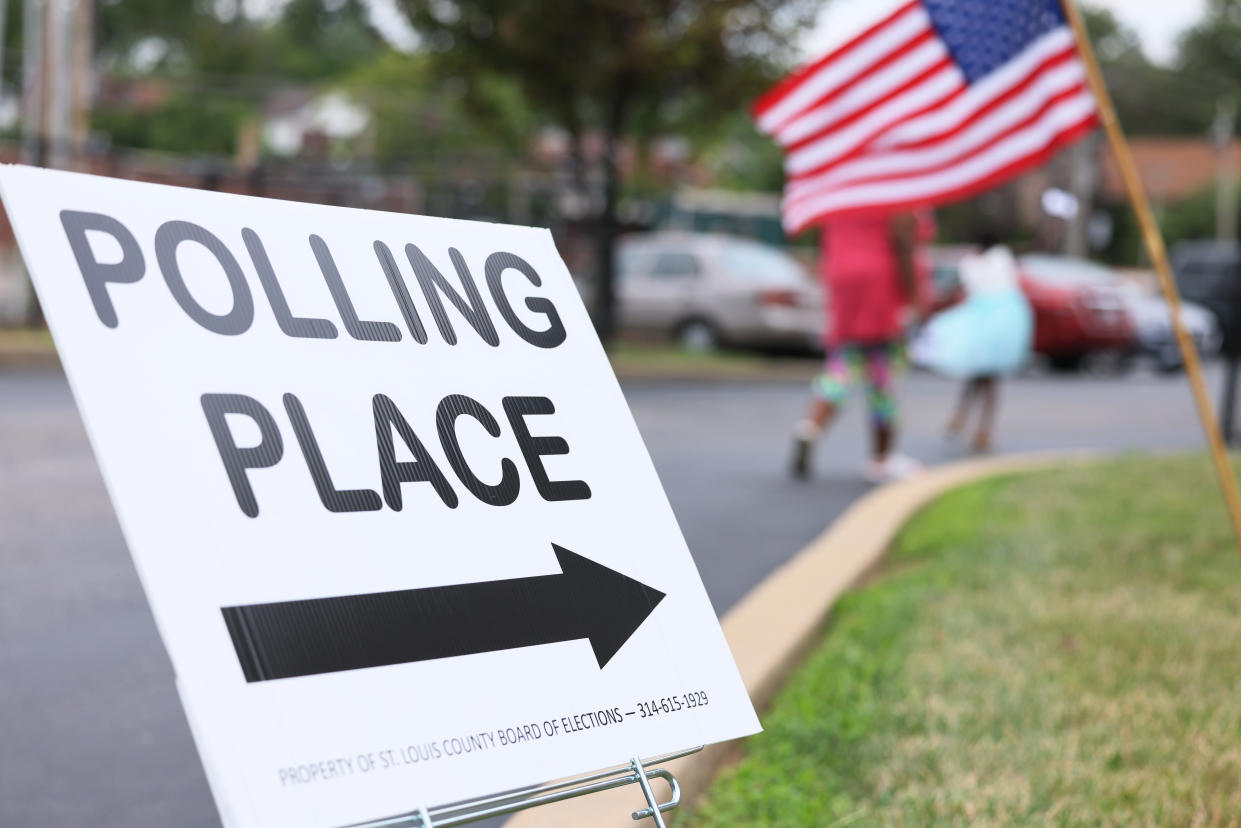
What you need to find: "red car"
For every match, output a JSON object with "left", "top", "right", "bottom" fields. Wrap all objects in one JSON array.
[{"left": 929, "top": 248, "right": 1136, "bottom": 371}]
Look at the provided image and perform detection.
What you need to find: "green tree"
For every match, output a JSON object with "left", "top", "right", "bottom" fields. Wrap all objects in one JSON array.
[
  {"left": 90, "top": 0, "right": 385, "bottom": 155},
  {"left": 1083, "top": 6, "right": 1211, "bottom": 136},
  {"left": 1176, "top": 0, "right": 1241, "bottom": 99},
  {"left": 270, "top": 0, "right": 382, "bottom": 81},
  {"left": 390, "top": 0, "right": 816, "bottom": 341},
  {"left": 340, "top": 51, "right": 534, "bottom": 168}
]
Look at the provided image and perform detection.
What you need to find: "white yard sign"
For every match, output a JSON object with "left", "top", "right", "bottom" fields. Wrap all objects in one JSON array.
[{"left": 0, "top": 166, "right": 759, "bottom": 828}]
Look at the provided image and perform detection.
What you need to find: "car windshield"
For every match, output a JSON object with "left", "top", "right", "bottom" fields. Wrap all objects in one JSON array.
[
  {"left": 719, "top": 241, "right": 808, "bottom": 286},
  {"left": 616, "top": 245, "right": 702, "bottom": 281},
  {"left": 1019, "top": 254, "right": 1119, "bottom": 287},
  {"left": 616, "top": 246, "right": 658, "bottom": 278}
]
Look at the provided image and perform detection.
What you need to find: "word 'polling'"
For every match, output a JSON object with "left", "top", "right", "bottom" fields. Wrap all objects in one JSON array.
[{"left": 59, "top": 210, "right": 568, "bottom": 349}]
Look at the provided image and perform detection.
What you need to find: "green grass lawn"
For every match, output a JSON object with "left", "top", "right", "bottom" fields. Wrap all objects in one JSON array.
[
  {"left": 688, "top": 455, "right": 1241, "bottom": 827},
  {"left": 0, "top": 326, "right": 53, "bottom": 351}
]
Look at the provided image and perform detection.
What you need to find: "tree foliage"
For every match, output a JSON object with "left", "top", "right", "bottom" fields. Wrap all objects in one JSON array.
[
  {"left": 1176, "top": 0, "right": 1241, "bottom": 101},
  {"left": 392, "top": 0, "right": 813, "bottom": 143},
  {"left": 340, "top": 51, "right": 534, "bottom": 168},
  {"left": 90, "top": 0, "right": 385, "bottom": 154},
  {"left": 389, "top": 0, "right": 817, "bottom": 339},
  {"left": 1084, "top": 7, "right": 1213, "bottom": 136}
]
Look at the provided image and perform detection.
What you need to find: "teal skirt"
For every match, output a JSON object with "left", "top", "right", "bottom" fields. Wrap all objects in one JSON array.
[{"left": 911, "top": 289, "right": 1033, "bottom": 379}]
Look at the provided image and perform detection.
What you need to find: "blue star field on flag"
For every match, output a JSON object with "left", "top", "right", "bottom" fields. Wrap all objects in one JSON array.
[{"left": 923, "top": 0, "right": 1066, "bottom": 82}]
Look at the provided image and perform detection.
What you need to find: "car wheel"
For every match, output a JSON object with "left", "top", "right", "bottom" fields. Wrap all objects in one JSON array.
[
  {"left": 675, "top": 318, "right": 721, "bottom": 353},
  {"left": 1087, "top": 350, "right": 1135, "bottom": 375},
  {"left": 1048, "top": 353, "right": 1084, "bottom": 372},
  {"left": 1156, "top": 343, "right": 1184, "bottom": 373}
]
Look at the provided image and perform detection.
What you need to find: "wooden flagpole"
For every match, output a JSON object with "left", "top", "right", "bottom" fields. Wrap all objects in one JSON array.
[{"left": 1061, "top": 0, "right": 1241, "bottom": 552}]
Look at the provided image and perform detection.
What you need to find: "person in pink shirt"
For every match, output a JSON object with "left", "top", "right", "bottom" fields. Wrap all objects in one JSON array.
[{"left": 791, "top": 210, "right": 932, "bottom": 482}]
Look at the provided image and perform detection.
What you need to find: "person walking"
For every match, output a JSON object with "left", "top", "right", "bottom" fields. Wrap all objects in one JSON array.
[
  {"left": 790, "top": 210, "right": 932, "bottom": 482},
  {"left": 911, "top": 227, "right": 1033, "bottom": 452}
]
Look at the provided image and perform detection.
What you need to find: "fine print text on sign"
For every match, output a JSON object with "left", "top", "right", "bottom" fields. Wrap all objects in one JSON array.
[{"left": 0, "top": 166, "right": 759, "bottom": 828}]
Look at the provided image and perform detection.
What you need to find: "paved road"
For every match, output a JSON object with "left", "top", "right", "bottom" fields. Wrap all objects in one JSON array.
[{"left": 0, "top": 364, "right": 1214, "bottom": 827}]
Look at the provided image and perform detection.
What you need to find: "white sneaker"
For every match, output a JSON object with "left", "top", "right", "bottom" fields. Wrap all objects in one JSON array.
[{"left": 863, "top": 453, "right": 924, "bottom": 483}]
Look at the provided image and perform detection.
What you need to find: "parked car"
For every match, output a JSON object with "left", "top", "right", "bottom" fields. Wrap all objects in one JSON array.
[
  {"left": 615, "top": 232, "right": 824, "bottom": 352},
  {"left": 1019, "top": 254, "right": 1217, "bottom": 371},
  {"left": 1014, "top": 254, "right": 1139, "bottom": 371},
  {"left": 929, "top": 249, "right": 1137, "bottom": 371},
  {"left": 1117, "top": 281, "right": 1220, "bottom": 371},
  {"left": 1171, "top": 240, "right": 1241, "bottom": 355}
]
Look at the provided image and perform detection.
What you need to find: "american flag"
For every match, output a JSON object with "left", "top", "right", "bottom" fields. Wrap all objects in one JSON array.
[{"left": 754, "top": 0, "right": 1098, "bottom": 234}]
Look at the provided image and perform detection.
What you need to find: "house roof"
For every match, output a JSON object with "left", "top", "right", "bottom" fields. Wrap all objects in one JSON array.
[{"left": 1099, "top": 137, "right": 1241, "bottom": 203}]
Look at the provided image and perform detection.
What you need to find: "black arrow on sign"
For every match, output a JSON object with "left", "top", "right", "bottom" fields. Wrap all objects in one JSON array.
[{"left": 221, "top": 544, "right": 666, "bottom": 682}]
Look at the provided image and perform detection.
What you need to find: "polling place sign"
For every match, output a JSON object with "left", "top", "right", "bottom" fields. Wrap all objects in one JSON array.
[{"left": 0, "top": 165, "right": 759, "bottom": 827}]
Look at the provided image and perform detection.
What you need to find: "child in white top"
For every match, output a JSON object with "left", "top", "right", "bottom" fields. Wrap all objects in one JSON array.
[{"left": 912, "top": 227, "right": 1032, "bottom": 451}]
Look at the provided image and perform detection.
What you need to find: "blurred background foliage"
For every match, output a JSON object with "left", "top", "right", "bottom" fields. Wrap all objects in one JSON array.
[
  {"left": 0, "top": 0, "right": 1232, "bottom": 275},
  {"left": 76, "top": 0, "right": 820, "bottom": 165},
  {"left": 58, "top": 3, "right": 1241, "bottom": 154}
]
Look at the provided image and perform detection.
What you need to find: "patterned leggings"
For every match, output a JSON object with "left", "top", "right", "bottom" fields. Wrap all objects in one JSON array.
[{"left": 811, "top": 342, "right": 903, "bottom": 427}]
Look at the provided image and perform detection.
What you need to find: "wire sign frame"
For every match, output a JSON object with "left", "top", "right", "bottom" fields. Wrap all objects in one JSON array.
[{"left": 346, "top": 747, "right": 703, "bottom": 827}]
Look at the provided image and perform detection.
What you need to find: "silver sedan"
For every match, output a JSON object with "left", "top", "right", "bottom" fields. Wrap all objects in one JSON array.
[{"left": 615, "top": 232, "right": 824, "bottom": 352}]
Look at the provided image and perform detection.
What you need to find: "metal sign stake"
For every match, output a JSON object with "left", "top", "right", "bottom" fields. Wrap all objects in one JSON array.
[{"left": 629, "top": 754, "right": 668, "bottom": 827}]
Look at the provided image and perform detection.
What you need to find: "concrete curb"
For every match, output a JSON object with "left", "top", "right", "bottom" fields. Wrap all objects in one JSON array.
[{"left": 505, "top": 450, "right": 1094, "bottom": 827}]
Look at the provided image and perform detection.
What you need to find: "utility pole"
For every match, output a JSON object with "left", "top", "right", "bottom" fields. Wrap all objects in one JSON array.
[
  {"left": 21, "top": 0, "right": 89, "bottom": 170},
  {"left": 21, "top": 0, "right": 45, "bottom": 166},
  {"left": 16, "top": 0, "right": 90, "bottom": 325},
  {"left": 70, "top": 0, "right": 91, "bottom": 167},
  {"left": 1065, "top": 132, "right": 1096, "bottom": 257},
  {"left": 18, "top": 0, "right": 45, "bottom": 325},
  {"left": 46, "top": 0, "right": 72, "bottom": 170},
  {"left": 1217, "top": 96, "right": 1241, "bottom": 444},
  {"left": 1215, "top": 96, "right": 1236, "bottom": 242},
  {"left": 0, "top": 0, "right": 9, "bottom": 111}
]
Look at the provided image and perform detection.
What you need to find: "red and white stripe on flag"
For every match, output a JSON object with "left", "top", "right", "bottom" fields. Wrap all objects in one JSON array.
[{"left": 754, "top": 0, "right": 1098, "bottom": 234}]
